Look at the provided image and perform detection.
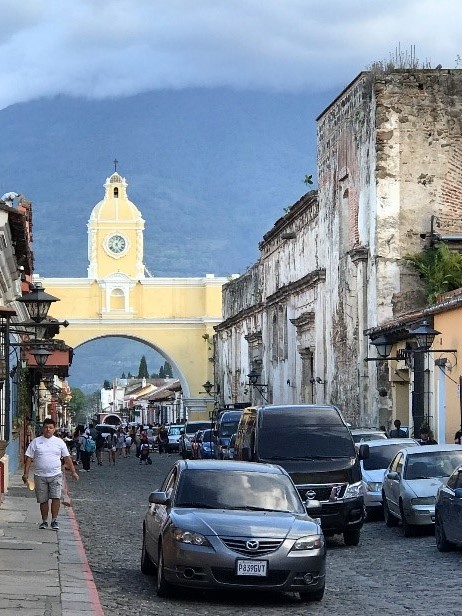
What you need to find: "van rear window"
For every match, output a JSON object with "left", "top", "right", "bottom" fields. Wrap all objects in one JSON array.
[{"left": 261, "top": 407, "right": 345, "bottom": 427}]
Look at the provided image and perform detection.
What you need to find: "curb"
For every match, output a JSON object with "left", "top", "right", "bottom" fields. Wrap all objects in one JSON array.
[{"left": 62, "top": 472, "right": 105, "bottom": 616}]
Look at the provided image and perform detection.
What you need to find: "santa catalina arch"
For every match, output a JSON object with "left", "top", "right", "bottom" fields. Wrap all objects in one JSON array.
[{"left": 38, "top": 171, "right": 227, "bottom": 417}]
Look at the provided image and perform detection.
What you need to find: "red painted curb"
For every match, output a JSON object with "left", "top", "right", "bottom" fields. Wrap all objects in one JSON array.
[{"left": 62, "top": 473, "right": 105, "bottom": 616}]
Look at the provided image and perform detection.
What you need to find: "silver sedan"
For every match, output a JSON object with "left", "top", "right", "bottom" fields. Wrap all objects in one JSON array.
[
  {"left": 141, "top": 460, "right": 326, "bottom": 601},
  {"left": 382, "top": 444, "right": 462, "bottom": 536}
]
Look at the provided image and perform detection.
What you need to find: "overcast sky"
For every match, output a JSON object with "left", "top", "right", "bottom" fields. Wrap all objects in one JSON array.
[{"left": 1, "top": 0, "right": 461, "bottom": 110}]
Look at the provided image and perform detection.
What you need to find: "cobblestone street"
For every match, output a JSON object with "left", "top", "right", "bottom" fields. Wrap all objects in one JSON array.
[{"left": 67, "top": 451, "right": 462, "bottom": 616}]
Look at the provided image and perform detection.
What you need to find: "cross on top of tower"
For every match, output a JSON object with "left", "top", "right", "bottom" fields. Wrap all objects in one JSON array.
[{"left": 113, "top": 158, "right": 119, "bottom": 172}]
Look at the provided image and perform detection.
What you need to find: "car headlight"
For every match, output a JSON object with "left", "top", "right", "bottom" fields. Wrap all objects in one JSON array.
[
  {"left": 366, "top": 481, "right": 382, "bottom": 493},
  {"left": 291, "top": 535, "right": 324, "bottom": 551},
  {"left": 344, "top": 481, "right": 365, "bottom": 499},
  {"left": 172, "top": 528, "right": 211, "bottom": 546},
  {"left": 410, "top": 497, "right": 436, "bottom": 506}
]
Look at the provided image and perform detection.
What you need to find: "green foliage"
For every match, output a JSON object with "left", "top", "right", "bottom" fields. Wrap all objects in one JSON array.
[
  {"left": 121, "top": 372, "right": 126, "bottom": 379},
  {"left": 69, "top": 388, "right": 87, "bottom": 423},
  {"left": 151, "top": 361, "right": 173, "bottom": 379},
  {"left": 405, "top": 244, "right": 462, "bottom": 304},
  {"left": 103, "top": 379, "right": 111, "bottom": 389},
  {"left": 138, "top": 355, "right": 149, "bottom": 379},
  {"left": 303, "top": 174, "right": 313, "bottom": 186}
]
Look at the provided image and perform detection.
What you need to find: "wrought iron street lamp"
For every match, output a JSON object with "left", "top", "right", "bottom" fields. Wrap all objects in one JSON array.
[{"left": 247, "top": 369, "right": 268, "bottom": 403}]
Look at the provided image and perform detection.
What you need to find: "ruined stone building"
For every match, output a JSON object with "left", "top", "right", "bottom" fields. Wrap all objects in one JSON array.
[{"left": 214, "top": 69, "right": 462, "bottom": 427}]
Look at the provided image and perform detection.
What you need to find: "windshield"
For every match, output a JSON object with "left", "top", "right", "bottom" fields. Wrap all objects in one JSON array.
[
  {"left": 363, "top": 443, "right": 417, "bottom": 471},
  {"left": 175, "top": 469, "right": 305, "bottom": 513},
  {"left": 168, "top": 426, "right": 182, "bottom": 436},
  {"left": 220, "top": 419, "right": 240, "bottom": 437},
  {"left": 404, "top": 451, "right": 462, "bottom": 479},
  {"left": 185, "top": 422, "right": 211, "bottom": 436},
  {"left": 259, "top": 421, "right": 356, "bottom": 459}
]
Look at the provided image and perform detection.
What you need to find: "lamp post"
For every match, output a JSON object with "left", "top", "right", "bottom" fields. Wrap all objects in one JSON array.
[
  {"left": 247, "top": 369, "right": 268, "bottom": 404},
  {"left": 366, "top": 321, "right": 453, "bottom": 438},
  {"left": 0, "top": 283, "right": 64, "bottom": 446}
]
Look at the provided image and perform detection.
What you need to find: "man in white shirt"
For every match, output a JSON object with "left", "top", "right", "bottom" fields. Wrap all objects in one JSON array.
[{"left": 22, "top": 417, "right": 79, "bottom": 530}]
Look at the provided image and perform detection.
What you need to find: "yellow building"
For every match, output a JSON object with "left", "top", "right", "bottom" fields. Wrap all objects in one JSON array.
[{"left": 38, "top": 171, "right": 229, "bottom": 418}]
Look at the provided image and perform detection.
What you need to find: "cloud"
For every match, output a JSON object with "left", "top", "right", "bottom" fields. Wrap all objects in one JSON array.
[{"left": 1, "top": 0, "right": 461, "bottom": 109}]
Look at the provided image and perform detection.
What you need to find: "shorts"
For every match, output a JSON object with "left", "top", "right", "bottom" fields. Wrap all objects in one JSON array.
[{"left": 34, "top": 474, "right": 63, "bottom": 503}]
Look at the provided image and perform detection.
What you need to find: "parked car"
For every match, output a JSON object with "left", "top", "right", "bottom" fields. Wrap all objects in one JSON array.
[
  {"left": 361, "top": 438, "right": 420, "bottom": 515},
  {"left": 223, "top": 432, "right": 237, "bottom": 460},
  {"left": 214, "top": 409, "right": 243, "bottom": 459},
  {"left": 141, "top": 460, "right": 326, "bottom": 601},
  {"left": 166, "top": 424, "right": 184, "bottom": 453},
  {"left": 435, "top": 464, "right": 462, "bottom": 551},
  {"left": 351, "top": 428, "right": 388, "bottom": 443},
  {"left": 179, "top": 421, "right": 212, "bottom": 458},
  {"left": 233, "top": 405, "right": 369, "bottom": 546},
  {"left": 195, "top": 429, "right": 218, "bottom": 459},
  {"left": 382, "top": 445, "right": 462, "bottom": 536}
]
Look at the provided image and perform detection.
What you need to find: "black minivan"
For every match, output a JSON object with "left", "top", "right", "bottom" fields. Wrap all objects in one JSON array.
[{"left": 234, "top": 404, "right": 369, "bottom": 546}]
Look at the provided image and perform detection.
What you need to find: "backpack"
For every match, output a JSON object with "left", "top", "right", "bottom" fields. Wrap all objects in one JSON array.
[{"left": 85, "top": 436, "right": 96, "bottom": 453}]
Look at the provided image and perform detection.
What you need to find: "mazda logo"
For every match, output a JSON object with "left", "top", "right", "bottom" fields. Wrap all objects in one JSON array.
[
  {"left": 306, "top": 490, "right": 317, "bottom": 500},
  {"left": 246, "top": 540, "right": 259, "bottom": 551}
]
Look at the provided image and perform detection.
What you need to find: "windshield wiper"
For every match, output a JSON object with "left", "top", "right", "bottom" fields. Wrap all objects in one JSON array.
[
  {"left": 176, "top": 502, "right": 217, "bottom": 509},
  {"left": 266, "top": 455, "right": 347, "bottom": 460},
  {"left": 225, "top": 506, "right": 292, "bottom": 513}
]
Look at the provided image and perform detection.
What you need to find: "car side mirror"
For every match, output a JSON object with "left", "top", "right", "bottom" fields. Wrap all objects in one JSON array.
[
  {"left": 358, "top": 443, "right": 369, "bottom": 460},
  {"left": 454, "top": 488, "right": 462, "bottom": 499},
  {"left": 305, "top": 499, "right": 322, "bottom": 518},
  {"left": 386, "top": 471, "right": 399, "bottom": 481},
  {"left": 148, "top": 491, "right": 170, "bottom": 506}
]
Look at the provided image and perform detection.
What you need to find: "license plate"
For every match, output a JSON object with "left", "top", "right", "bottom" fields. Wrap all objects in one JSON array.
[{"left": 236, "top": 559, "right": 268, "bottom": 576}]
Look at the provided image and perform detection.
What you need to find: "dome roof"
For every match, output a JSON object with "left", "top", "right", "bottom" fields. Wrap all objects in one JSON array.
[{"left": 89, "top": 172, "right": 143, "bottom": 223}]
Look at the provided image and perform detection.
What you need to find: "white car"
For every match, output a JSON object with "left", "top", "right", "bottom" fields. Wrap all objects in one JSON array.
[
  {"left": 382, "top": 444, "right": 462, "bottom": 536},
  {"left": 166, "top": 424, "right": 184, "bottom": 453},
  {"left": 361, "top": 438, "right": 419, "bottom": 514},
  {"left": 351, "top": 428, "right": 388, "bottom": 443}
]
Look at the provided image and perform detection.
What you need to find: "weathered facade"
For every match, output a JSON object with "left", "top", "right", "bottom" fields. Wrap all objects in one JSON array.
[{"left": 215, "top": 69, "right": 462, "bottom": 427}]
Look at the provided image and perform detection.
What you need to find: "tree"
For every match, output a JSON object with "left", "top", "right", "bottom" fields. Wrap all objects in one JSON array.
[
  {"left": 138, "top": 355, "right": 149, "bottom": 379},
  {"left": 159, "top": 365, "right": 165, "bottom": 378},
  {"left": 163, "top": 361, "right": 173, "bottom": 377},
  {"left": 103, "top": 379, "right": 111, "bottom": 390},
  {"left": 405, "top": 244, "right": 462, "bottom": 304},
  {"left": 121, "top": 372, "right": 126, "bottom": 379},
  {"left": 68, "top": 388, "right": 87, "bottom": 424}
]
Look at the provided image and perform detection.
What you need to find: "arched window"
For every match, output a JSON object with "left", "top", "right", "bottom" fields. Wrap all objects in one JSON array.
[
  {"left": 114, "top": 187, "right": 119, "bottom": 198},
  {"left": 110, "top": 288, "right": 125, "bottom": 311},
  {"left": 272, "top": 312, "right": 278, "bottom": 361}
]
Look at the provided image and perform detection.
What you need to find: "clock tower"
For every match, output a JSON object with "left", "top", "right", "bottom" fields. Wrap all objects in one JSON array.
[{"left": 87, "top": 171, "right": 145, "bottom": 280}]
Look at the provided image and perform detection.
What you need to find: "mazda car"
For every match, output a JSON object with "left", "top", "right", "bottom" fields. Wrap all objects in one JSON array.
[{"left": 141, "top": 460, "right": 326, "bottom": 601}]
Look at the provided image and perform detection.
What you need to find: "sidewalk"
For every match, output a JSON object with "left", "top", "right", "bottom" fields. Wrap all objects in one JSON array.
[{"left": 0, "top": 469, "right": 104, "bottom": 615}]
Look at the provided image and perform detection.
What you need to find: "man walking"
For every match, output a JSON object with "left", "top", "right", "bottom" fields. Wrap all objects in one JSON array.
[
  {"left": 22, "top": 417, "right": 79, "bottom": 530},
  {"left": 389, "top": 419, "right": 407, "bottom": 439}
]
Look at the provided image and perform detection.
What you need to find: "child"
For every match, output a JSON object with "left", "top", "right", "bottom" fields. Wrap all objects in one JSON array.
[{"left": 139, "top": 436, "right": 151, "bottom": 465}]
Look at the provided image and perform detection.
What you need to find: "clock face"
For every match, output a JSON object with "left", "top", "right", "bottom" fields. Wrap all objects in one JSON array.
[{"left": 107, "top": 234, "right": 127, "bottom": 254}]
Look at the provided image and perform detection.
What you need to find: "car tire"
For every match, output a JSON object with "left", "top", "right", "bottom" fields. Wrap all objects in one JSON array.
[
  {"left": 399, "top": 501, "right": 415, "bottom": 537},
  {"left": 435, "top": 513, "right": 453, "bottom": 552},
  {"left": 140, "top": 532, "right": 155, "bottom": 575},
  {"left": 343, "top": 528, "right": 361, "bottom": 546},
  {"left": 383, "top": 496, "right": 398, "bottom": 527},
  {"left": 156, "top": 545, "right": 174, "bottom": 597},
  {"left": 299, "top": 584, "right": 325, "bottom": 602}
]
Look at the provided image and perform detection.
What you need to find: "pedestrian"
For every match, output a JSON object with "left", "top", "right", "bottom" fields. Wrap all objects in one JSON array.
[
  {"left": 389, "top": 419, "right": 407, "bottom": 439},
  {"left": 454, "top": 426, "right": 462, "bottom": 445},
  {"left": 418, "top": 425, "right": 438, "bottom": 445},
  {"left": 22, "top": 417, "right": 79, "bottom": 530},
  {"left": 116, "top": 427, "right": 126, "bottom": 457},
  {"left": 139, "top": 434, "right": 151, "bottom": 465},
  {"left": 107, "top": 432, "right": 117, "bottom": 465},
  {"left": 124, "top": 433, "right": 132, "bottom": 456},
  {"left": 24, "top": 416, "right": 35, "bottom": 449},
  {"left": 157, "top": 424, "right": 169, "bottom": 454},
  {"left": 95, "top": 429, "right": 105, "bottom": 465},
  {"left": 79, "top": 429, "right": 92, "bottom": 472}
]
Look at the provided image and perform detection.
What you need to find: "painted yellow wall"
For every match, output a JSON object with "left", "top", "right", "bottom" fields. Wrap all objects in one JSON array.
[{"left": 433, "top": 308, "right": 462, "bottom": 443}]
